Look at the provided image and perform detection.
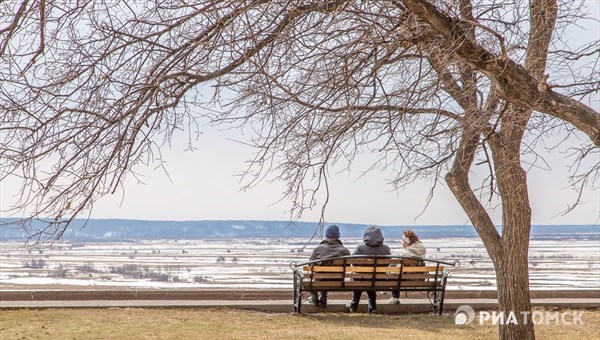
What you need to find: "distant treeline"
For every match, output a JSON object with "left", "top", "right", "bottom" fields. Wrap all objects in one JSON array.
[{"left": 0, "top": 218, "right": 597, "bottom": 241}]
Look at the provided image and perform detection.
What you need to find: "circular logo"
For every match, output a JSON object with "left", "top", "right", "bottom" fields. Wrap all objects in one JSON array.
[{"left": 455, "top": 305, "right": 475, "bottom": 325}]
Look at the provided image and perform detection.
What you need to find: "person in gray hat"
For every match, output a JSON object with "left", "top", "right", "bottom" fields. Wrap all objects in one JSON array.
[
  {"left": 306, "top": 224, "right": 350, "bottom": 308},
  {"left": 346, "top": 226, "right": 391, "bottom": 313}
]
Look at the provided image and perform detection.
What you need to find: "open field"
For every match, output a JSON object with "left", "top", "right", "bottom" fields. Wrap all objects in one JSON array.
[
  {"left": 1, "top": 238, "right": 599, "bottom": 290},
  {"left": 1, "top": 307, "right": 599, "bottom": 339}
]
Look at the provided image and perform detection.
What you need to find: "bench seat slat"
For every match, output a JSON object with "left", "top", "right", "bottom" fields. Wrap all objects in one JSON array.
[
  {"left": 303, "top": 273, "right": 345, "bottom": 279},
  {"left": 304, "top": 273, "right": 437, "bottom": 280},
  {"left": 301, "top": 281, "right": 441, "bottom": 288},
  {"left": 303, "top": 266, "right": 443, "bottom": 273},
  {"left": 328, "top": 259, "right": 422, "bottom": 266}
]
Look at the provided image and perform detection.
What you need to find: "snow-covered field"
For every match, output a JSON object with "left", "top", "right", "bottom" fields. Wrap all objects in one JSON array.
[{"left": 1, "top": 238, "right": 598, "bottom": 290}]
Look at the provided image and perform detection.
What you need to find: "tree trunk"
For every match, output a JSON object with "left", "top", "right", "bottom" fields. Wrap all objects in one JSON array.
[
  {"left": 447, "top": 126, "right": 536, "bottom": 339},
  {"left": 490, "top": 134, "right": 535, "bottom": 340},
  {"left": 495, "top": 253, "right": 534, "bottom": 340},
  {"left": 448, "top": 140, "right": 536, "bottom": 339}
]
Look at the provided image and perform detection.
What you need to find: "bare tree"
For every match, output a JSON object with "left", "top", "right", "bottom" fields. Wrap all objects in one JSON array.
[{"left": 1, "top": 1, "right": 598, "bottom": 339}]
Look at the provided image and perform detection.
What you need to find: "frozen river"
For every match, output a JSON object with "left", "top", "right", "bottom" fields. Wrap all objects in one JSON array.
[{"left": 1, "top": 238, "right": 598, "bottom": 290}]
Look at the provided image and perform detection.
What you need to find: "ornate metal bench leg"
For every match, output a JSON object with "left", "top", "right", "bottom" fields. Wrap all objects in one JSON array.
[
  {"left": 298, "top": 276, "right": 303, "bottom": 313},
  {"left": 293, "top": 279, "right": 299, "bottom": 313},
  {"left": 293, "top": 272, "right": 303, "bottom": 313},
  {"left": 433, "top": 298, "right": 440, "bottom": 315},
  {"left": 439, "top": 275, "right": 448, "bottom": 315},
  {"left": 427, "top": 291, "right": 438, "bottom": 314}
]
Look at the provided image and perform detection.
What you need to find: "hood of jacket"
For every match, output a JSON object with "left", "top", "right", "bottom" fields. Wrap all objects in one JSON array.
[{"left": 363, "top": 226, "right": 384, "bottom": 247}]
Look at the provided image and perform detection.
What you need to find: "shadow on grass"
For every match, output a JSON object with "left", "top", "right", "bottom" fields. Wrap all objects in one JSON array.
[{"left": 294, "top": 311, "right": 459, "bottom": 333}]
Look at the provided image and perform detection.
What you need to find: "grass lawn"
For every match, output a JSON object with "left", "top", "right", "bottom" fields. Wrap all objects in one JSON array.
[{"left": 1, "top": 307, "right": 598, "bottom": 339}]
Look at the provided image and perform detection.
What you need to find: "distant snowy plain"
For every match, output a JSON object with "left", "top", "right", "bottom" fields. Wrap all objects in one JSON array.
[{"left": 1, "top": 238, "right": 598, "bottom": 290}]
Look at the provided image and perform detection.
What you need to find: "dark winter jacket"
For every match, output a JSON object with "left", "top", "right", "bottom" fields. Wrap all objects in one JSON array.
[
  {"left": 353, "top": 226, "right": 391, "bottom": 256},
  {"left": 310, "top": 238, "right": 351, "bottom": 261}
]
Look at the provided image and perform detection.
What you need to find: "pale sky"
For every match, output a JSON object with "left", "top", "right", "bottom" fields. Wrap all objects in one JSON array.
[
  {"left": 2, "top": 117, "right": 597, "bottom": 226},
  {"left": 1, "top": 2, "right": 599, "bottom": 227},
  {"left": 78, "top": 125, "right": 598, "bottom": 226}
]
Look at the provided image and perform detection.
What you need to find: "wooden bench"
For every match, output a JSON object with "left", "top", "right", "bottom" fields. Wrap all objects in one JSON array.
[{"left": 290, "top": 255, "right": 458, "bottom": 314}]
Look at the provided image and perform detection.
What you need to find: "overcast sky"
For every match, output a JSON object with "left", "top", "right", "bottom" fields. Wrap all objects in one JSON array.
[
  {"left": 71, "top": 124, "right": 596, "bottom": 226},
  {"left": 1, "top": 2, "right": 598, "bottom": 227}
]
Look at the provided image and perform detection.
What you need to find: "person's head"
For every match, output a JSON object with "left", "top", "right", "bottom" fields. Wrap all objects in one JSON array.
[
  {"left": 403, "top": 229, "right": 419, "bottom": 245},
  {"left": 363, "top": 226, "right": 384, "bottom": 247},
  {"left": 325, "top": 225, "right": 340, "bottom": 239}
]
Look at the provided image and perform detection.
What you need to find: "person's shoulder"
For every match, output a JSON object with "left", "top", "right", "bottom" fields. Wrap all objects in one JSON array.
[
  {"left": 411, "top": 241, "right": 426, "bottom": 250},
  {"left": 310, "top": 244, "right": 324, "bottom": 256},
  {"left": 352, "top": 244, "right": 364, "bottom": 255},
  {"left": 382, "top": 244, "right": 392, "bottom": 254}
]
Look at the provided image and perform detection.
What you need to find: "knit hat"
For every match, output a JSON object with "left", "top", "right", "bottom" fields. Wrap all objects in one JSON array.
[{"left": 325, "top": 225, "right": 340, "bottom": 239}]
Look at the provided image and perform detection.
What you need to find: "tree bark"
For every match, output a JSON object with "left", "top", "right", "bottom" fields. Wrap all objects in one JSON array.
[
  {"left": 489, "top": 130, "right": 535, "bottom": 339},
  {"left": 445, "top": 128, "right": 502, "bottom": 262}
]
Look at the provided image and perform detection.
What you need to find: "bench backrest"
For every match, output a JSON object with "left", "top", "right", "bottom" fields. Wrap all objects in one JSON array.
[{"left": 300, "top": 257, "right": 444, "bottom": 291}]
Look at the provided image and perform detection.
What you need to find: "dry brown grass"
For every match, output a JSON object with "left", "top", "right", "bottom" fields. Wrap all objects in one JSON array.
[{"left": 1, "top": 307, "right": 598, "bottom": 339}]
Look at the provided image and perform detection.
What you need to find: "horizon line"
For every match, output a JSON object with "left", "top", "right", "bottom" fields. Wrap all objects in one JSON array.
[{"left": 1, "top": 217, "right": 597, "bottom": 228}]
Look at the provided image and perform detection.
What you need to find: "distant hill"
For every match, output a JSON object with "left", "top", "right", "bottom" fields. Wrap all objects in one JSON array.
[{"left": 0, "top": 218, "right": 597, "bottom": 241}]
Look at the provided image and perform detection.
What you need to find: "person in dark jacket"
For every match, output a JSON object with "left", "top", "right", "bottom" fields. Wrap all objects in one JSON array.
[
  {"left": 346, "top": 226, "right": 391, "bottom": 313},
  {"left": 307, "top": 224, "right": 351, "bottom": 307}
]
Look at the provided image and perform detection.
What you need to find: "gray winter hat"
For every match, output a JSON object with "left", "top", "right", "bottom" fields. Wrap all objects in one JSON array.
[{"left": 325, "top": 225, "right": 340, "bottom": 239}]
